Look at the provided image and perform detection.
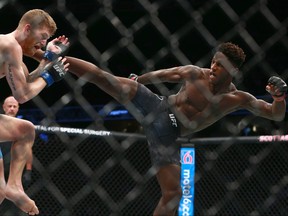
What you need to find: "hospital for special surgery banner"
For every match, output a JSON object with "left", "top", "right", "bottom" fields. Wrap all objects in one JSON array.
[{"left": 178, "top": 147, "right": 195, "bottom": 216}]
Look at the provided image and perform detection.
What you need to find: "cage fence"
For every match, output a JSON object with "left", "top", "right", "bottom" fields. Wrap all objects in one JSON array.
[
  {"left": 1, "top": 127, "right": 288, "bottom": 215},
  {"left": 0, "top": 0, "right": 288, "bottom": 215}
]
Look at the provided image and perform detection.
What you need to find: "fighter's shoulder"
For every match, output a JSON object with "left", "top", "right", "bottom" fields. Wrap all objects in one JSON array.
[
  {"left": 0, "top": 34, "right": 21, "bottom": 53},
  {"left": 180, "top": 65, "right": 206, "bottom": 79},
  {"left": 181, "top": 64, "right": 204, "bottom": 72}
]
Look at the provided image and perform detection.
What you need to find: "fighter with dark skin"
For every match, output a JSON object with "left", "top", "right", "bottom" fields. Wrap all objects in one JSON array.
[{"left": 34, "top": 41, "right": 287, "bottom": 216}]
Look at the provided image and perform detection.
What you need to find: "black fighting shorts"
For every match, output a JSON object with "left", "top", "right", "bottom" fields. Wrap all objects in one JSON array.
[{"left": 130, "top": 84, "right": 181, "bottom": 167}]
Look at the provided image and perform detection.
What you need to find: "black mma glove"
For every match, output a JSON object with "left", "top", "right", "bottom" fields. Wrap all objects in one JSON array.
[
  {"left": 266, "top": 76, "right": 287, "bottom": 101},
  {"left": 40, "top": 59, "right": 66, "bottom": 87},
  {"left": 128, "top": 73, "right": 138, "bottom": 82},
  {"left": 44, "top": 39, "right": 69, "bottom": 61}
]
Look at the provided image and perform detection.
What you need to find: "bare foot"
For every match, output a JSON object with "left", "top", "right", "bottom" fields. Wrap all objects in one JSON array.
[{"left": 5, "top": 185, "right": 39, "bottom": 215}]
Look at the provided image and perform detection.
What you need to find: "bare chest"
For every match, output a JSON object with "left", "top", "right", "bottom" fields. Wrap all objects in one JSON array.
[
  {"left": 172, "top": 83, "right": 240, "bottom": 134},
  {"left": 182, "top": 81, "right": 214, "bottom": 110}
]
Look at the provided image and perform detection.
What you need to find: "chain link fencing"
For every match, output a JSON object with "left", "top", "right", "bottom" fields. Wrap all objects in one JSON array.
[
  {"left": 1, "top": 127, "right": 288, "bottom": 215},
  {"left": 0, "top": 0, "right": 288, "bottom": 215}
]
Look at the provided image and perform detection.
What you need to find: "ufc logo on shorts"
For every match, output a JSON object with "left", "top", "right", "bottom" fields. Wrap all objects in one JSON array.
[{"left": 169, "top": 113, "right": 178, "bottom": 127}]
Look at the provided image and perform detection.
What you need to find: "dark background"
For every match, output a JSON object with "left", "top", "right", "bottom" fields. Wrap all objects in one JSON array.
[
  {"left": 0, "top": 1, "right": 288, "bottom": 216},
  {"left": 1, "top": 0, "right": 288, "bottom": 135}
]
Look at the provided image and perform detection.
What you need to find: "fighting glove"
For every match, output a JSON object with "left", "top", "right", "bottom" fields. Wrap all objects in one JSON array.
[
  {"left": 128, "top": 73, "right": 138, "bottom": 82},
  {"left": 41, "top": 59, "right": 67, "bottom": 87},
  {"left": 266, "top": 76, "right": 287, "bottom": 101},
  {"left": 44, "top": 37, "right": 69, "bottom": 61}
]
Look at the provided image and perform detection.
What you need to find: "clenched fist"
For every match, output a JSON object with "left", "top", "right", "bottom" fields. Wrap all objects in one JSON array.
[{"left": 266, "top": 76, "right": 287, "bottom": 101}]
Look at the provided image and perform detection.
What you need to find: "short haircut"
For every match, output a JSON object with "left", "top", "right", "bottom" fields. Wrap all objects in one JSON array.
[
  {"left": 216, "top": 42, "right": 246, "bottom": 68},
  {"left": 18, "top": 9, "right": 57, "bottom": 35}
]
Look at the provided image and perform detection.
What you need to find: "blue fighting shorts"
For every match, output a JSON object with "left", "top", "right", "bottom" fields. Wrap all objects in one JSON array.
[{"left": 130, "top": 84, "right": 181, "bottom": 167}]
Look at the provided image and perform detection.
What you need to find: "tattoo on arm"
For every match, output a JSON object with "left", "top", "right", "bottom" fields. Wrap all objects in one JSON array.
[{"left": 8, "top": 64, "right": 16, "bottom": 91}]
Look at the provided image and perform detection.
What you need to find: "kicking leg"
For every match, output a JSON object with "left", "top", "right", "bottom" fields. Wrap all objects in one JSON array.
[
  {"left": 154, "top": 164, "right": 182, "bottom": 216},
  {"left": 66, "top": 56, "right": 138, "bottom": 104}
]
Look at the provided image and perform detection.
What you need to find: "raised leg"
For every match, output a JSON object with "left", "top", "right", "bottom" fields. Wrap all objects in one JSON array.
[
  {"left": 0, "top": 115, "right": 39, "bottom": 215},
  {"left": 66, "top": 56, "right": 138, "bottom": 104}
]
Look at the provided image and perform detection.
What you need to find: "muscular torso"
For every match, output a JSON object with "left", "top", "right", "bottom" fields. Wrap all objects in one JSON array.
[
  {"left": 168, "top": 70, "right": 246, "bottom": 136},
  {"left": 0, "top": 34, "right": 29, "bottom": 82},
  {"left": 0, "top": 35, "right": 10, "bottom": 79},
  {"left": 0, "top": 34, "right": 22, "bottom": 79}
]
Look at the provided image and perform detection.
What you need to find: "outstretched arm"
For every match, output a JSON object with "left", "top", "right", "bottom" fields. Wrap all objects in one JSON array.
[
  {"left": 244, "top": 96, "right": 286, "bottom": 121},
  {"left": 136, "top": 65, "right": 203, "bottom": 84},
  {"left": 243, "top": 76, "right": 287, "bottom": 121},
  {"left": 270, "top": 99, "right": 286, "bottom": 121}
]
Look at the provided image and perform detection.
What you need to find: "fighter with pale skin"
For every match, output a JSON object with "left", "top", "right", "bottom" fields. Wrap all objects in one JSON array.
[{"left": 0, "top": 9, "right": 69, "bottom": 215}]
